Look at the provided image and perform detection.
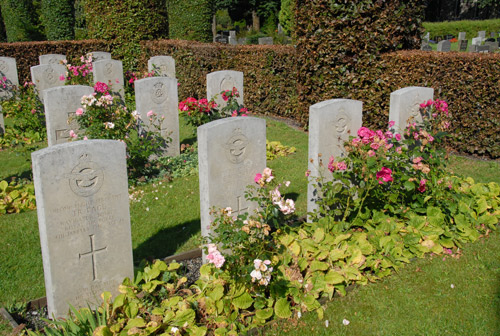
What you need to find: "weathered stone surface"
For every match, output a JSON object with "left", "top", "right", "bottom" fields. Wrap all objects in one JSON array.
[
  {"left": 206, "top": 70, "right": 243, "bottom": 109},
  {"left": 43, "top": 85, "right": 94, "bottom": 146},
  {"left": 198, "top": 117, "right": 266, "bottom": 260},
  {"left": 458, "top": 32, "right": 466, "bottom": 40},
  {"left": 0, "top": 57, "right": 19, "bottom": 100},
  {"left": 92, "top": 60, "right": 124, "bottom": 102},
  {"left": 389, "top": 86, "right": 434, "bottom": 134},
  {"left": 437, "top": 40, "right": 451, "bottom": 52},
  {"left": 134, "top": 77, "right": 180, "bottom": 156},
  {"left": 32, "top": 140, "right": 133, "bottom": 318},
  {"left": 148, "top": 56, "right": 176, "bottom": 78},
  {"left": 30, "top": 64, "right": 66, "bottom": 100},
  {"left": 39, "top": 54, "right": 66, "bottom": 65},
  {"left": 258, "top": 37, "right": 273, "bottom": 45},
  {"left": 90, "top": 51, "right": 112, "bottom": 62},
  {"left": 307, "top": 99, "right": 363, "bottom": 217}
]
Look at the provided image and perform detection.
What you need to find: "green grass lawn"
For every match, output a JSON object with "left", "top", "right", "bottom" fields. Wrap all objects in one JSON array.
[{"left": 0, "top": 115, "right": 498, "bottom": 335}]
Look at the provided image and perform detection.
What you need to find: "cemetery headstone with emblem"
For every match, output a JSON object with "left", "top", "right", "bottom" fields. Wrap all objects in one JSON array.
[
  {"left": 0, "top": 57, "right": 19, "bottom": 100},
  {"left": 389, "top": 86, "right": 434, "bottom": 134},
  {"left": 30, "top": 64, "right": 66, "bottom": 101},
  {"left": 39, "top": 54, "right": 66, "bottom": 65},
  {"left": 90, "top": 51, "right": 112, "bottom": 62},
  {"left": 147, "top": 56, "right": 176, "bottom": 78},
  {"left": 206, "top": 70, "right": 244, "bottom": 109},
  {"left": 92, "top": 59, "right": 125, "bottom": 102}
]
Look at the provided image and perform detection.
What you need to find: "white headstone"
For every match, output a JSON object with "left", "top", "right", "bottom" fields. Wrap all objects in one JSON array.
[
  {"left": 32, "top": 140, "right": 133, "bottom": 318},
  {"left": 147, "top": 56, "right": 176, "bottom": 78},
  {"left": 92, "top": 59, "right": 124, "bottom": 102},
  {"left": 458, "top": 32, "right": 466, "bottom": 40},
  {"left": 437, "top": 40, "right": 451, "bottom": 52},
  {"left": 206, "top": 70, "right": 244, "bottom": 109},
  {"left": 0, "top": 57, "right": 19, "bottom": 100},
  {"left": 90, "top": 51, "right": 112, "bottom": 62},
  {"left": 258, "top": 37, "right": 274, "bottom": 45},
  {"left": 134, "top": 77, "right": 180, "bottom": 156},
  {"left": 229, "top": 30, "right": 236, "bottom": 38},
  {"left": 43, "top": 85, "right": 94, "bottom": 146},
  {"left": 198, "top": 117, "right": 266, "bottom": 260},
  {"left": 478, "top": 31, "right": 486, "bottom": 39},
  {"left": 228, "top": 36, "right": 237, "bottom": 45},
  {"left": 471, "top": 37, "right": 482, "bottom": 46},
  {"left": 389, "top": 86, "right": 434, "bottom": 134},
  {"left": 306, "top": 99, "right": 363, "bottom": 217},
  {"left": 39, "top": 54, "right": 67, "bottom": 65},
  {"left": 30, "top": 64, "right": 66, "bottom": 100},
  {"left": 0, "top": 106, "right": 4, "bottom": 134}
]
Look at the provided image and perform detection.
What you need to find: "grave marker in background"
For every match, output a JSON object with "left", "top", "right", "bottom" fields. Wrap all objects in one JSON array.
[
  {"left": 30, "top": 64, "right": 66, "bottom": 101},
  {"left": 43, "top": 85, "right": 94, "bottom": 146},
  {"left": 135, "top": 77, "right": 180, "bottom": 156},
  {"left": 0, "top": 57, "right": 19, "bottom": 99},
  {"left": 437, "top": 40, "right": 451, "bottom": 52},
  {"left": 39, "top": 54, "right": 66, "bottom": 65},
  {"left": 90, "top": 51, "right": 112, "bottom": 62},
  {"left": 307, "top": 99, "right": 363, "bottom": 217},
  {"left": 389, "top": 86, "right": 434, "bottom": 134},
  {"left": 206, "top": 70, "right": 244, "bottom": 109},
  {"left": 32, "top": 140, "right": 133, "bottom": 318},
  {"left": 92, "top": 59, "right": 124, "bottom": 102},
  {"left": 198, "top": 117, "right": 266, "bottom": 260},
  {"left": 148, "top": 56, "right": 176, "bottom": 78},
  {"left": 258, "top": 37, "right": 274, "bottom": 45},
  {"left": 459, "top": 39, "right": 468, "bottom": 51},
  {"left": 458, "top": 32, "right": 466, "bottom": 40}
]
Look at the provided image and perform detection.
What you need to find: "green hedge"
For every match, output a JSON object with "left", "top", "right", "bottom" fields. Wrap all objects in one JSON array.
[
  {"left": 0, "top": 0, "right": 43, "bottom": 42},
  {"left": 423, "top": 19, "right": 500, "bottom": 40},
  {"left": 166, "top": 0, "right": 213, "bottom": 43},
  {"left": 0, "top": 6, "right": 5, "bottom": 42},
  {"left": 40, "top": 0, "right": 74, "bottom": 41}
]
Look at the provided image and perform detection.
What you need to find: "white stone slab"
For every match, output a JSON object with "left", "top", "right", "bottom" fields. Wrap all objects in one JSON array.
[
  {"left": 198, "top": 117, "right": 266, "bottom": 260},
  {"left": 258, "top": 37, "right": 273, "bottom": 45},
  {"left": 43, "top": 85, "right": 94, "bottom": 146},
  {"left": 90, "top": 51, "right": 112, "bottom": 62},
  {"left": 0, "top": 57, "right": 19, "bottom": 99},
  {"left": 147, "top": 56, "right": 176, "bottom": 78},
  {"left": 32, "top": 140, "right": 133, "bottom": 318},
  {"left": 30, "top": 64, "right": 66, "bottom": 101},
  {"left": 389, "top": 86, "right": 434, "bottom": 134},
  {"left": 458, "top": 32, "right": 466, "bottom": 40},
  {"left": 206, "top": 70, "right": 244, "bottom": 109},
  {"left": 306, "top": 99, "right": 363, "bottom": 217},
  {"left": 437, "top": 40, "right": 451, "bottom": 52},
  {"left": 134, "top": 77, "right": 180, "bottom": 156},
  {"left": 39, "top": 54, "right": 67, "bottom": 65},
  {"left": 92, "top": 59, "right": 124, "bottom": 102}
]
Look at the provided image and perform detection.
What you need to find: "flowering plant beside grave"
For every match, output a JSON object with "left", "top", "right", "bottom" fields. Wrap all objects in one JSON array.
[
  {"left": 124, "top": 69, "right": 157, "bottom": 100},
  {"left": 71, "top": 82, "right": 167, "bottom": 179},
  {"left": 179, "top": 87, "right": 248, "bottom": 130},
  {"left": 60, "top": 53, "right": 93, "bottom": 86}
]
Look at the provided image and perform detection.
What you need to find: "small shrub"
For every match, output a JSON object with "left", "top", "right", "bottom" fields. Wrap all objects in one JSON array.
[{"left": 0, "top": 179, "right": 36, "bottom": 215}]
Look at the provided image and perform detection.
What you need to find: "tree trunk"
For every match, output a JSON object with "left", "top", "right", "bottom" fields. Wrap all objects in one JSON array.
[{"left": 252, "top": 10, "right": 260, "bottom": 31}]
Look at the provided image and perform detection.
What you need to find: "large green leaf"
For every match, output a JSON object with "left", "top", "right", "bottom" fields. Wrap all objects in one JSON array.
[
  {"left": 232, "top": 292, "right": 253, "bottom": 310},
  {"left": 274, "top": 298, "right": 292, "bottom": 318}
]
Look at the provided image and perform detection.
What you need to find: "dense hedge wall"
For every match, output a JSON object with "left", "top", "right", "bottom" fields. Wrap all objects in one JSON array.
[
  {"left": 166, "top": 0, "right": 213, "bottom": 43},
  {"left": 0, "top": 6, "right": 5, "bottom": 42},
  {"left": 40, "top": 0, "right": 74, "bottom": 41},
  {"left": 0, "top": 40, "right": 110, "bottom": 83},
  {"left": 141, "top": 40, "right": 298, "bottom": 119},
  {"left": 0, "top": 0, "right": 42, "bottom": 42},
  {"left": 294, "top": 0, "right": 425, "bottom": 125}
]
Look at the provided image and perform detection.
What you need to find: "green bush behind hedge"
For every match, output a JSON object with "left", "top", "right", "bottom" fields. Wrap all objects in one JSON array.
[
  {"left": 0, "top": 0, "right": 43, "bottom": 42},
  {"left": 166, "top": 0, "right": 214, "bottom": 43},
  {"left": 40, "top": 0, "right": 74, "bottom": 41},
  {"left": 423, "top": 18, "right": 500, "bottom": 40}
]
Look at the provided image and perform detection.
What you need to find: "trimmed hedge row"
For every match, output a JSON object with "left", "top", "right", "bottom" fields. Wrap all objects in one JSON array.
[
  {"left": 40, "top": 0, "right": 74, "bottom": 41},
  {"left": 0, "top": 0, "right": 42, "bottom": 42},
  {"left": 166, "top": 0, "right": 213, "bottom": 43}
]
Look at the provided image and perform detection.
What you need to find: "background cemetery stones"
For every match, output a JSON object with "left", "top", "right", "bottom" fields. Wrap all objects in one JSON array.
[
  {"left": 458, "top": 32, "right": 466, "bottom": 40},
  {"left": 307, "top": 99, "right": 363, "bottom": 217},
  {"left": 206, "top": 70, "right": 244, "bottom": 109},
  {"left": 32, "top": 140, "right": 134, "bottom": 318},
  {"left": 39, "top": 54, "right": 66, "bottom": 65},
  {"left": 90, "top": 51, "right": 112, "bottom": 62},
  {"left": 389, "top": 86, "right": 434, "bottom": 134},
  {"left": 459, "top": 39, "right": 468, "bottom": 51},
  {"left": 30, "top": 64, "right": 66, "bottom": 101},
  {"left": 198, "top": 117, "right": 266, "bottom": 261},
  {"left": 437, "top": 40, "right": 451, "bottom": 52},
  {"left": 258, "top": 37, "right": 274, "bottom": 45},
  {"left": 43, "top": 85, "right": 93, "bottom": 146},
  {"left": 147, "top": 56, "right": 176, "bottom": 78},
  {"left": 0, "top": 57, "right": 19, "bottom": 100},
  {"left": 92, "top": 59, "right": 125, "bottom": 102},
  {"left": 134, "top": 76, "right": 180, "bottom": 157}
]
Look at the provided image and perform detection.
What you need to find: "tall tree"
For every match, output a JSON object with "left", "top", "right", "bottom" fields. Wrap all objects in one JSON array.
[
  {"left": 215, "top": 0, "right": 280, "bottom": 31},
  {"left": 41, "top": 0, "right": 74, "bottom": 40},
  {"left": 0, "top": 0, "right": 43, "bottom": 41}
]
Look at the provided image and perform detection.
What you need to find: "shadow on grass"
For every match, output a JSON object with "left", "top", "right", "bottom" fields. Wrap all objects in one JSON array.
[
  {"left": 1, "top": 169, "right": 33, "bottom": 182},
  {"left": 133, "top": 219, "right": 200, "bottom": 265},
  {"left": 181, "top": 136, "right": 197, "bottom": 147}
]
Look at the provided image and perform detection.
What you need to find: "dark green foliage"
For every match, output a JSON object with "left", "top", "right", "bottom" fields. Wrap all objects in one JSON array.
[
  {"left": 40, "top": 0, "right": 74, "bottom": 40},
  {"left": 294, "top": 0, "right": 425, "bottom": 124},
  {"left": 83, "top": 0, "right": 168, "bottom": 69},
  {"left": 0, "top": 0, "right": 44, "bottom": 42},
  {"left": 0, "top": 6, "right": 6, "bottom": 42},
  {"left": 278, "top": 0, "right": 294, "bottom": 35},
  {"left": 74, "top": 0, "right": 87, "bottom": 39},
  {"left": 167, "top": 0, "right": 213, "bottom": 42}
]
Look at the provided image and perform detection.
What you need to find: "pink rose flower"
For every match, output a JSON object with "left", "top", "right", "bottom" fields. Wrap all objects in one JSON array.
[
  {"left": 75, "top": 108, "right": 84, "bottom": 116},
  {"left": 376, "top": 167, "right": 393, "bottom": 184},
  {"left": 254, "top": 173, "right": 263, "bottom": 184},
  {"left": 147, "top": 110, "right": 154, "bottom": 117},
  {"left": 395, "top": 133, "right": 402, "bottom": 141},
  {"left": 388, "top": 120, "right": 395, "bottom": 128},
  {"left": 69, "top": 130, "right": 77, "bottom": 139},
  {"left": 418, "top": 179, "right": 427, "bottom": 193}
]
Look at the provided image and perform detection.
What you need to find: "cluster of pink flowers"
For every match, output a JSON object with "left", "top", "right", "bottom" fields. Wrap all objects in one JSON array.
[
  {"left": 254, "top": 167, "right": 274, "bottom": 186},
  {"left": 94, "top": 82, "right": 109, "bottom": 94},
  {"left": 412, "top": 156, "right": 430, "bottom": 174},
  {"left": 328, "top": 157, "right": 347, "bottom": 172},
  {"left": 125, "top": 70, "right": 155, "bottom": 86},
  {"left": 420, "top": 99, "right": 449, "bottom": 116},
  {"left": 231, "top": 107, "right": 248, "bottom": 117},
  {"left": 206, "top": 243, "right": 225, "bottom": 269},
  {"left": 80, "top": 93, "right": 113, "bottom": 109},
  {"left": 221, "top": 87, "right": 239, "bottom": 101},
  {"left": 61, "top": 54, "right": 93, "bottom": 81},
  {"left": 350, "top": 124, "right": 399, "bottom": 157},
  {"left": 418, "top": 179, "right": 427, "bottom": 193},
  {"left": 250, "top": 259, "right": 273, "bottom": 286},
  {"left": 405, "top": 123, "right": 435, "bottom": 144},
  {"left": 179, "top": 97, "right": 218, "bottom": 116},
  {"left": 376, "top": 167, "right": 393, "bottom": 184},
  {"left": 0, "top": 76, "right": 8, "bottom": 89}
]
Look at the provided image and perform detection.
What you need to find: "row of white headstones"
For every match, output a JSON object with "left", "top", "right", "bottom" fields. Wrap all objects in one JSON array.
[{"left": 24, "top": 52, "right": 433, "bottom": 318}]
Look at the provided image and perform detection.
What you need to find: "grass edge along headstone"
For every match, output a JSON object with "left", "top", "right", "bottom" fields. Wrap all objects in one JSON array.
[
  {"left": 389, "top": 86, "right": 434, "bottom": 135},
  {"left": 134, "top": 76, "right": 180, "bottom": 157},
  {"left": 198, "top": 117, "right": 266, "bottom": 262},
  {"left": 206, "top": 70, "right": 244, "bottom": 110},
  {"left": 306, "top": 99, "right": 363, "bottom": 220},
  {"left": 32, "top": 140, "right": 134, "bottom": 318},
  {"left": 43, "top": 85, "right": 94, "bottom": 146}
]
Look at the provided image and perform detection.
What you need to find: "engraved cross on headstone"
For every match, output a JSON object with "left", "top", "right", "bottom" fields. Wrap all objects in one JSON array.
[
  {"left": 233, "top": 196, "right": 249, "bottom": 216},
  {"left": 79, "top": 234, "right": 107, "bottom": 281}
]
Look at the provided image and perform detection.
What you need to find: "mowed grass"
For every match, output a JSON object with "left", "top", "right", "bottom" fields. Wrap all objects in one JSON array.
[{"left": 0, "top": 115, "right": 498, "bottom": 335}]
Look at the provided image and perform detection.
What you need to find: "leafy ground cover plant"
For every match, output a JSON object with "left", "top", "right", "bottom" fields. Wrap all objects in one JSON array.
[
  {"left": 0, "top": 179, "right": 36, "bottom": 215},
  {"left": 71, "top": 82, "right": 168, "bottom": 180}
]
